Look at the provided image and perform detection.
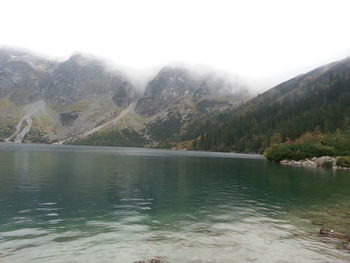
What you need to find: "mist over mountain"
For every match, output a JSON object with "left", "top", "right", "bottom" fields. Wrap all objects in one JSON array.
[
  {"left": 0, "top": 48, "right": 250, "bottom": 146},
  {"left": 2, "top": 47, "right": 349, "bottom": 152}
]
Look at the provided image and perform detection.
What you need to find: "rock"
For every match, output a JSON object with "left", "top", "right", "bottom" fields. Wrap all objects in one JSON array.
[
  {"left": 134, "top": 257, "right": 170, "bottom": 263},
  {"left": 313, "top": 156, "right": 337, "bottom": 167}
]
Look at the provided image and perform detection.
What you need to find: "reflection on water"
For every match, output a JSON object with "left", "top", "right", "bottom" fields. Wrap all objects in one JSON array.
[{"left": 0, "top": 143, "right": 349, "bottom": 262}]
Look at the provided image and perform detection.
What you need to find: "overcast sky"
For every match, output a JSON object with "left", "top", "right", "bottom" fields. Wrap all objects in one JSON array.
[{"left": 1, "top": 0, "right": 350, "bottom": 90}]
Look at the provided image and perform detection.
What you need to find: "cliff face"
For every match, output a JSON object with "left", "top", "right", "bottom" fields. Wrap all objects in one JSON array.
[
  {"left": 45, "top": 54, "right": 137, "bottom": 107},
  {"left": 0, "top": 52, "right": 55, "bottom": 104},
  {"left": 136, "top": 66, "right": 247, "bottom": 116}
]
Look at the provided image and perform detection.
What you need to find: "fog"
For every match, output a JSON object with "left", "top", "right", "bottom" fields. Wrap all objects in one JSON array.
[{"left": 1, "top": 0, "right": 350, "bottom": 92}]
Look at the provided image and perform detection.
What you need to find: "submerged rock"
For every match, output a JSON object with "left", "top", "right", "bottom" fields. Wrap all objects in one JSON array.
[
  {"left": 319, "top": 228, "right": 350, "bottom": 242},
  {"left": 134, "top": 257, "right": 170, "bottom": 263},
  {"left": 343, "top": 244, "right": 350, "bottom": 251},
  {"left": 189, "top": 259, "right": 216, "bottom": 263}
]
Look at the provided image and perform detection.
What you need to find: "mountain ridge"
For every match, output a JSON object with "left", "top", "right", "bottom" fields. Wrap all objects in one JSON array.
[
  {"left": 0, "top": 48, "right": 249, "bottom": 147},
  {"left": 2, "top": 47, "right": 349, "bottom": 152}
]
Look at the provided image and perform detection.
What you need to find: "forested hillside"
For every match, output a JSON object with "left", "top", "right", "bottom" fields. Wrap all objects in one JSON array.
[{"left": 193, "top": 57, "right": 350, "bottom": 153}]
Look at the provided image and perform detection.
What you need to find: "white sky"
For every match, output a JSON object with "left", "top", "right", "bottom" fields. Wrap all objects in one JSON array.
[{"left": 1, "top": 0, "right": 350, "bottom": 90}]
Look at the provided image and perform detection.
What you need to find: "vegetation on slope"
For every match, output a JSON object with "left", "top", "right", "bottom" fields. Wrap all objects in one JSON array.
[
  {"left": 336, "top": 156, "right": 350, "bottom": 168},
  {"left": 264, "top": 129, "right": 350, "bottom": 162},
  {"left": 72, "top": 128, "right": 148, "bottom": 147}
]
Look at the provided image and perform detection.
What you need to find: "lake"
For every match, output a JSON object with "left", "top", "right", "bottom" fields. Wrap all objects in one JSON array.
[{"left": 0, "top": 143, "right": 350, "bottom": 262}]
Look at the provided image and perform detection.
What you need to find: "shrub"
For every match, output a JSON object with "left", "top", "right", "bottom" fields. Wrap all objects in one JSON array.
[
  {"left": 336, "top": 156, "right": 350, "bottom": 168},
  {"left": 264, "top": 145, "right": 292, "bottom": 162},
  {"left": 321, "top": 160, "right": 334, "bottom": 167},
  {"left": 264, "top": 143, "right": 336, "bottom": 162}
]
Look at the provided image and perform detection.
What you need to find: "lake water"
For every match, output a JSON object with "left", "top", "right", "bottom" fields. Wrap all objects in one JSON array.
[{"left": 0, "top": 143, "right": 350, "bottom": 263}]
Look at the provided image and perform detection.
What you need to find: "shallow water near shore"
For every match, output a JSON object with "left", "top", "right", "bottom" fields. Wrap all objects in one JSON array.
[{"left": 0, "top": 143, "right": 350, "bottom": 262}]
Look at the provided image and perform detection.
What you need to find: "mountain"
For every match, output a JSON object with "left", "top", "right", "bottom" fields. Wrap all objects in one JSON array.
[
  {"left": 0, "top": 48, "right": 249, "bottom": 147},
  {"left": 0, "top": 49, "right": 138, "bottom": 143},
  {"left": 73, "top": 66, "right": 250, "bottom": 147},
  {"left": 193, "top": 57, "right": 350, "bottom": 153}
]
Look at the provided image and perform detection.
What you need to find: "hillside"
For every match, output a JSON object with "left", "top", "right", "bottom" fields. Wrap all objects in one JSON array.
[{"left": 193, "top": 57, "right": 350, "bottom": 153}]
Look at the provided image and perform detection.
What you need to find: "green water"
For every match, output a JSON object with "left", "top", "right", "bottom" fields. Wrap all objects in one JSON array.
[{"left": 0, "top": 143, "right": 350, "bottom": 262}]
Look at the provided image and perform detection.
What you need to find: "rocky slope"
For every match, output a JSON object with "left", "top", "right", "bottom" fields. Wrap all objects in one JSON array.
[
  {"left": 0, "top": 49, "right": 137, "bottom": 143},
  {"left": 0, "top": 48, "right": 250, "bottom": 147}
]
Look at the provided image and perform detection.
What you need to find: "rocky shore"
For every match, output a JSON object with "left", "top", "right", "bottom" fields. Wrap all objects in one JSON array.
[{"left": 280, "top": 156, "right": 350, "bottom": 170}]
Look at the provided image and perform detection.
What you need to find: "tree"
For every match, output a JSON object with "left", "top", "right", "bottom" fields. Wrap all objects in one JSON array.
[{"left": 270, "top": 133, "right": 282, "bottom": 146}]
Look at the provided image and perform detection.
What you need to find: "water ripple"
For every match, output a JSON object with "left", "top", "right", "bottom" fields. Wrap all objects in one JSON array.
[{"left": 0, "top": 144, "right": 350, "bottom": 262}]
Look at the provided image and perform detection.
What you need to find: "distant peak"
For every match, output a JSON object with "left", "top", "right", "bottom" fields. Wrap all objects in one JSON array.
[
  {"left": 154, "top": 66, "right": 191, "bottom": 81},
  {"left": 68, "top": 53, "right": 91, "bottom": 64}
]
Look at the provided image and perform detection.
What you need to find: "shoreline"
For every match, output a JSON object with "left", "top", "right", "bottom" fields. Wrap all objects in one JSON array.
[{"left": 0, "top": 142, "right": 265, "bottom": 160}]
